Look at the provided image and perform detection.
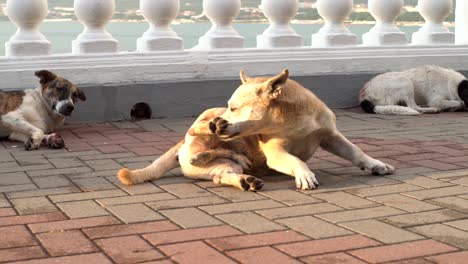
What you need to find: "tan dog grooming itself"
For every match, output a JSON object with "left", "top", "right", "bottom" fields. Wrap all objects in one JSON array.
[{"left": 119, "top": 69, "right": 394, "bottom": 190}]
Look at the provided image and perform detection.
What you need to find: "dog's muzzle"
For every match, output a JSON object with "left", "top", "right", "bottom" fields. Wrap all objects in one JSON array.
[{"left": 56, "top": 101, "right": 75, "bottom": 116}]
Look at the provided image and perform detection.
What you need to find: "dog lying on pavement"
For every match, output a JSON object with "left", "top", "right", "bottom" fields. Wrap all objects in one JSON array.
[
  {"left": 118, "top": 69, "right": 394, "bottom": 191},
  {"left": 360, "top": 65, "right": 468, "bottom": 115},
  {"left": 0, "top": 70, "right": 86, "bottom": 150}
]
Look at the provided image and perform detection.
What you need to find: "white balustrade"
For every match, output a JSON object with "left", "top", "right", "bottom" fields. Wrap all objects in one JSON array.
[
  {"left": 456, "top": 0, "right": 468, "bottom": 44},
  {"left": 363, "top": 0, "right": 407, "bottom": 46},
  {"left": 257, "top": 0, "right": 303, "bottom": 49},
  {"left": 412, "top": 0, "right": 454, "bottom": 45},
  {"left": 5, "top": 0, "right": 51, "bottom": 57},
  {"left": 312, "top": 0, "right": 357, "bottom": 47},
  {"left": 137, "top": 0, "right": 183, "bottom": 52},
  {"left": 72, "top": 0, "right": 119, "bottom": 54},
  {"left": 195, "top": 0, "right": 244, "bottom": 50}
]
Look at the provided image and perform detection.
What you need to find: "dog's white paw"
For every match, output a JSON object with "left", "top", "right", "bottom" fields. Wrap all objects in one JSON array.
[
  {"left": 233, "top": 154, "right": 252, "bottom": 170},
  {"left": 295, "top": 171, "right": 319, "bottom": 190},
  {"left": 366, "top": 159, "right": 395, "bottom": 176}
]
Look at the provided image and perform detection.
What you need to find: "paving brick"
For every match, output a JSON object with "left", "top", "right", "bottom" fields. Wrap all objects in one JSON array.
[
  {"left": 0, "top": 164, "right": 53, "bottom": 174},
  {"left": 97, "top": 192, "right": 175, "bottom": 206},
  {"left": 0, "top": 207, "right": 15, "bottom": 217},
  {"left": 96, "top": 235, "right": 164, "bottom": 264},
  {"left": 72, "top": 177, "right": 117, "bottom": 191},
  {"left": 160, "top": 183, "right": 211, "bottom": 198},
  {"left": 410, "top": 224, "right": 468, "bottom": 249},
  {"left": 0, "top": 225, "right": 35, "bottom": 249},
  {"left": 27, "top": 167, "right": 92, "bottom": 177},
  {"left": 404, "top": 186, "right": 468, "bottom": 200},
  {"left": 277, "top": 215, "right": 353, "bottom": 238},
  {"left": 161, "top": 207, "right": 222, "bottom": 228},
  {"left": 107, "top": 203, "right": 164, "bottom": 223},
  {"left": 57, "top": 200, "right": 109, "bottom": 218},
  {"left": 207, "top": 186, "right": 265, "bottom": 202},
  {"left": 316, "top": 206, "right": 404, "bottom": 223},
  {"left": 387, "top": 259, "right": 434, "bottom": 264},
  {"left": 48, "top": 157, "right": 85, "bottom": 168},
  {"left": 300, "top": 253, "right": 367, "bottom": 264},
  {"left": 445, "top": 219, "right": 468, "bottom": 232},
  {"left": 216, "top": 212, "right": 285, "bottom": 234},
  {"left": 275, "top": 234, "right": 381, "bottom": 257},
  {"left": 83, "top": 220, "right": 179, "bottom": 239},
  {"left": 0, "top": 246, "right": 46, "bottom": 263},
  {"left": 430, "top": 196, "right": 468, "bottom": 213},
  {"left": 0, "top": 194, "right": 10, "bottom": 207},
  {"left": 145, "top": 225, "right": 242, "bottom": 246},
  {"left": 340, "top": 219, "right": 423, "bottom": 243},
  {"left": 0, "top": 212, "right": 66, "bottom": 227},
  {"left": 426, "top": 251, "right": 468, "bottom": 264},
  {"left": 391, "top": 175, "right": 454, "bottom": 188},
  {"left": 347, "top": 183, "right": 423, "bottom": 197},
  {"left": 84, "top": 159, "right": 122, "bottom": 171},
  {"left": 147, "top": 196, "right": 226, "bottom": 211},
  {"left": 259, "top": 189, "right": 321, "bottom": 206},
  {"left": 256, "top": 203, "right": 342, "bottom": 219},
  {"left": 29, "top": 215, "right": 120, "bottom": 233},
  {"left": 369, "top": 194, "right": 441, "bottom": 212},
  {"left": 0, "top": 172, "right": 32, "bottom": 185},
  {"left": 49, "top": 189, "right": 127, "bottom": 203},
  {"left": 159, "top": 241, "right": 236, "bottom": 264},
  {"left": 7, "top": 186, "right": 80, "bottom": 199},
  {"left": 11, "top": 197, "right": 58, "bottom": 215},
  {"left": 200, "top": 200, "right": 284, "bottom": 215},
  {"left": 32, "top": 175, "right": 73, "bottom": 188},
  {"left": 349, "top": 240, "right": 458, "bottom": 263},
  {"left": 382, "top": 209, "right": 467, "bottom": 227},
  {"left": 312, "top": 191, "right": 376, "bottom": 209},
  {"left": 10, "top": 253, "right": 112, "bottom": 264},
  {"left": 424, "top": 169, "right": 468, "bottom": 179},
  {"left": 37, "top": 230, "right": 98, "bottom": 256},
  {"left": 227, "top": 246, "right": 301, "bottom": 264},
  {"left": 0, "top": 184, "right": 37, "bottom": 193}
]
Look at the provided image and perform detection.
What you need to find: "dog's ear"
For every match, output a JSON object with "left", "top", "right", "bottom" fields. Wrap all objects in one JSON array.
[
  {"left": 458, "top": 79, "right": 468, "bottom": 106},
  {"left": 240, "top": 70, "right": 251, "bottom": 84},
  {"left": 76, "top": 88, "right": 86, "bottom": 101},
  {"left": 261, "top": 69, "right": 289, "bottom": 99},
  {"left": 35, "top": 70, "right": 58, "bottom": 85}
]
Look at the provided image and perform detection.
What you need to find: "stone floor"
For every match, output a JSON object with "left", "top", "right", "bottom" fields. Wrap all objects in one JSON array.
[{"left": 1, "top": 109, "right": 468, "bottom": 263}]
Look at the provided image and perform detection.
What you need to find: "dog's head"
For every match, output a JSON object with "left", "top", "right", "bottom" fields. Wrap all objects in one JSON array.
[
  {"left": 35, "top": 70, "right": 86, "bottom": 117},
  {"left": 214, "top": 69, "right": 290, "bottom": 140}
]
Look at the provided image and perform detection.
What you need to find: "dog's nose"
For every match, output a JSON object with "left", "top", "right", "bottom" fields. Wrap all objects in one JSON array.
[{"left": 65, "top": 104, "right": 74, "bottom": 113}]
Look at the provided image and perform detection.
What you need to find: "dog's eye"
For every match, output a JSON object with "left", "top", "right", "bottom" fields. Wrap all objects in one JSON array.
[{"left": 230, "top": 107, "right": 237, "bottom": 112}]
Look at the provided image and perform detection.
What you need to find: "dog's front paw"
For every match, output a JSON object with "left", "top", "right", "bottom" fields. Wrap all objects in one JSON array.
[
  {"left": 295, "top": 171, "right": 319, "bottom": 190},
  {"left": 46, "top": 134, "right": 65, "bottom": 149},
  {"left": 366, "top": 160, "right": 395, "bottom": 175},
  {"left": 209, "top": 117, "right": 229, "bottom": 135},
  {"left": 24, "top": 139, "right": 39, "bottom": 151}
]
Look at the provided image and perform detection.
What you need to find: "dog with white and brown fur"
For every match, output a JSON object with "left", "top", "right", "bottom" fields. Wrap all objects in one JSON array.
[
  {"left": 360, "top": 65, "right": 468, "bottom": 115},
  {"left": 0, "top": 70, "right": 86, "bottom": 150},
  {"left": 118, "top": 69, "right": 394, "bottom": 191}
]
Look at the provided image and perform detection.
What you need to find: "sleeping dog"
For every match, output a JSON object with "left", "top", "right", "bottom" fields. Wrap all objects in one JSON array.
[
  {"left": 0, "top": 70, "right": 86, "bottom": 150},
  {"left": 360, "top": 66, "right": 468, "bottom": 115}
]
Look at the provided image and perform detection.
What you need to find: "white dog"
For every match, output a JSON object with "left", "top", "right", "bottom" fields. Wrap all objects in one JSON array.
[{"left": 360, "top": 65, "right": 468, "bottom": 115}]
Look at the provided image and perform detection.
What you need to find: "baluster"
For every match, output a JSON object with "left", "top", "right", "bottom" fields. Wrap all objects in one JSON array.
[
  {"left": 195, "top": 0, "right": 244, "bottom": 49},
  {"left": 257, "top": 0, "right": 303, "bottom": 48},
  {"left": 5, "top": 0, "right": 51, "bottom": 57},
  {"left": 412, "top": 0, "right": 454, "bottom": 45},
  {"left": 455, "top": 0, "right": 468, "bottom": 44},
  {"left": 363, "top": 0, "right": 407, "bottom": 46},
  {"left": 312, "top": 0, "right": 357, "bottom": 47},
  {"left": 72, "top": 0, "right": 119, "bottom": 54},
  {"left": 137, "top": 0, "right": 183, "bottom": 51}
]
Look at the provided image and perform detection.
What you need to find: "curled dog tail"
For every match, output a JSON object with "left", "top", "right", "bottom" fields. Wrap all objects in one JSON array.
[
  {"left": 117, "top": 140, "right": 184, "bottom": 185},
  {"left": 360, "top": 100, "right": 420, "bottom": 115}
]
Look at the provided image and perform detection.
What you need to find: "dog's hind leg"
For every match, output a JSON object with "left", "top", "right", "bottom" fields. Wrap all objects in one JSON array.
[
  {"left": 320, "top": 131, "right": 395, "bottom": 176},
  {"left": 429, "top": 100, "right": 465, "bottom": 112},
  {"left": 190, "top": 149, "right": 251, "bottom": 170}
]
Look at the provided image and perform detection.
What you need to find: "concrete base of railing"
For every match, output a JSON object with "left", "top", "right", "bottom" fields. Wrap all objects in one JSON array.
[{"left": 1, "top": 46, "right": 468, "bottom": 122}]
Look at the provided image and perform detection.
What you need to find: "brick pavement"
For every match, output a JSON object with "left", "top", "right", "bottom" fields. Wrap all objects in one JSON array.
[{"left": 1, "top": 110, "right": 468, "bottom": 263}]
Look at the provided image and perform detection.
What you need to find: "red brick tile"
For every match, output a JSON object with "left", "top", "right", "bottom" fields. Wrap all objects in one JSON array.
[
  {"left": 275, "top": 235, "right": 381, "bottom": 258},
  {"left": 65, "top": 142, "right": 95, "bottom": 152},
  {"left": 395, "top": 153, "right": 447, "bottom": 162},
  {"left": 131, "top": 132, "right": 165, "bottom": 142},
  {"left": 423, "top": 146, "right": 466, "bottom": 156},
  {"left": 349, "top": 240, "right": 457, "bottom": 263},
  {"left": 96, "top": 235, "right": 164, "bottom": 264},
  {"left": 301, "top": 253, "right": 366, "bottom": 264},
  {"left": 0, "top": 246, "right": 45, "bottom": 262},
  {"left": 90, "top": 138, "right": 141, "bottom": 146},
  {"left": 37, "top": 230, "right": 98, "bottom": 256},
  {"left": 127, "top": 147, "right": 163, "bottom": 156},
  {"left": 227, "top": 246, "right": 301, "bottom": 264},
  {"left": 387, "top": 259, "right": 434, "bottom": 264},
  {"left": 29, "top": 216, "right": 120, "bottom": 233},
  {"left": 426, "top": 251, "right": 468, "bottom": 264},
  {"left": 159, "top": 241, "right": 235, "bottom": 264},
  {"left": 0, "top": 208, "right": 16, "bottom": 217},
  {"left": 0, "top": 212, "right": 66, "bottom": 227},
  {"left": 207, "top": 230, "right": 308, "bottom": 251},
  {"left": 83, "top": 220, "right": 179, "bottom": 239},
  {"left": 144, "top": 225, "right": 241, "bottom": 246},
  {"left": 410, "top": 160, "right": 463, "bottom": 171},
  {"left": 0, "top": 225, "right": 35, "bottom": 249},
  {"left": 11, "top": 253, "right": 112, "bottom": 264}
]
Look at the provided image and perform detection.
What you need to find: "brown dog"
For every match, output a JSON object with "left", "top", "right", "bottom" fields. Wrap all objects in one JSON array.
[
  {"left": 118, "top": 69, "right": 394, "bottom": 190},
  {"left": 0, "top": 70, "right": 86, "bottom": 150}
]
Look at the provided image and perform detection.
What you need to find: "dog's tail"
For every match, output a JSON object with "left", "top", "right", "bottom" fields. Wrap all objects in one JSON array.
[
  {"left": 360, "top": 100, "right": 420, "bottom": 115},
  {"left": 117, "top": 140, "right": 184, "bottom": 185}
]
